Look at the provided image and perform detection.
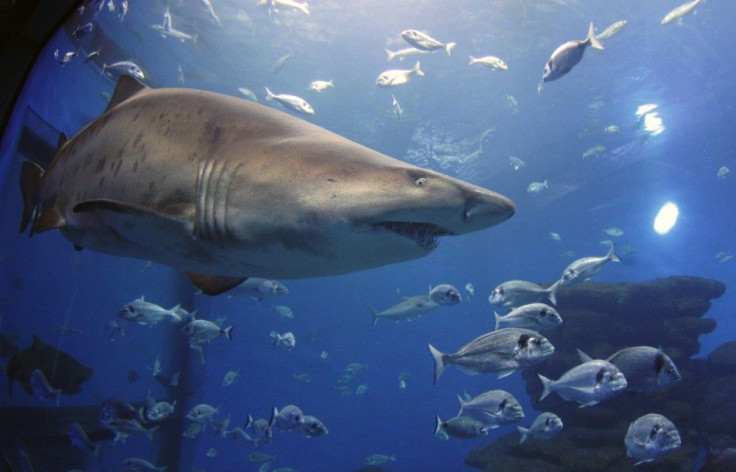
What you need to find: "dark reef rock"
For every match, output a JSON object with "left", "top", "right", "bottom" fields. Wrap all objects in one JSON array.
[{"left": 465, "top": 276, "right": 733, "bottom": 471}]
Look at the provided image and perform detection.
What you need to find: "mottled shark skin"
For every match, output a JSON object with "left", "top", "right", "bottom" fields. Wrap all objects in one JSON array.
[{"left": 20, "top": 76, "right": 515, "bottom": 294}]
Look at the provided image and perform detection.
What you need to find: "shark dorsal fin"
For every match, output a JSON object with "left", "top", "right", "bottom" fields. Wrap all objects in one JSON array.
[{"left": 106, "top": 75, "right": 148, "bottom": 113}]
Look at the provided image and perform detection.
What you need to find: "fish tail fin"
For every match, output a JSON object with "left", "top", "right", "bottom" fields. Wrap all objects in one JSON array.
[
  {"left": 587, "top": 22, "right": 604, "bottom": 50},
  {"left": 428, "top": 343, "right": 447, "bottom": 384},
  {"left": 445, "top": 42, "right": 457, "bottom": 56},
  {"left": 224, "top": 325, "right": 234, "bottom": 341},
  {"left": 517, "top": 426, "right": 529, "bottom": 444},
  {"left": 268, "top": 406, "right": 277, "bottom": 427},
  {"left": 244, "top": 414, "right": 254, "bottom": 429},
  {"left": 100, "top": 63, "right": 107, "bottom": 75},
  {"left": 433, "top": 414, "right": 444, "bottom": 437},
  {"left": 538, "top": 374, "right": 552, "bottom": 401},
  {"left": 468, "top": 56, "right": 476, "bottom": 65},
  {"left": 413, "top": 61, "right": 425, "bottom": 77},
  {"left": 300, "top": 3, "right": 310, "bottom": 15},
  {"left": 385, "top": 49, "right": 395, "bottom": 61},
  {"left": 369, "top": 306, "right": 380, "bottom": 328},
  {"left": 265, "top": 87, "right": 275, "bottom": 101},
  {"left": 547, "top": 280, "right": 560, "bottom": 305},
  {"left": 456, "top": 394, "right": 467, "bottom": 416},
  {"left": 494, "top": 311, "right": 502, "bottom": 331},
  {"left": 607, "top": 243, "right": 621, "bottom": 262}
]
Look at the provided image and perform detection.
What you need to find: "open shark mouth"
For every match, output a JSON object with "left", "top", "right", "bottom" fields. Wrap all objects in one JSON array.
[{"left": 374, "top": 221, "right": 453, "bottom": 250}]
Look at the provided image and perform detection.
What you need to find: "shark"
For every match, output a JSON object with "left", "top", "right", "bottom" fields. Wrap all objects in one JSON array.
[{"left": 19, "top": 76, "right": 515, "bottom": 295}]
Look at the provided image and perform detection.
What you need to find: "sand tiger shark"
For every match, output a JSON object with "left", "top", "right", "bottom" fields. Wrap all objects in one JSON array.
[{"left": 20, "top": 76, "right": 515, "bottom": 294}]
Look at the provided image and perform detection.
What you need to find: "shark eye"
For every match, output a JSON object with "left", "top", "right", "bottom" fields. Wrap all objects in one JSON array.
[{"left": 414, "top": 177, "right": 427, "bottom": 187}]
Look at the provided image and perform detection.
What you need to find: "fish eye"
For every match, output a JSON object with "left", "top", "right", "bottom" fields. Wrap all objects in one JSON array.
[{"left": 414, "top": 177, "right": 427, "bottom": 187}]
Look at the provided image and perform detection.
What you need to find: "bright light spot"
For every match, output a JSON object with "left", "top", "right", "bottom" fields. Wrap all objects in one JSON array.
[
  {"left": 653, "top": 202, "right": 679, "bottom": 234},
  {"left": 635, "top": 103, "right": 658, "bottom": 116},
  {"left": 644, "top": 112, "right": 665, "bottom": 136}
]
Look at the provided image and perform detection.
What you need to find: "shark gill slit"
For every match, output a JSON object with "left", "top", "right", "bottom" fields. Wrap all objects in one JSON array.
[{"left": 196, "top": 159, "right": 229, "bottom": 245}]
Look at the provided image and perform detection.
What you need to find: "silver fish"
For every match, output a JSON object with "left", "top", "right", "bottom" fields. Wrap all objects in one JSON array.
[
  {"left": 661, "top": 0, "right": 703, "bottom": 25},
  {"left": 182, "top": 319, "right": 233, "bottom": 342},
  {"left": 624, "top": 413, "right": 681, "bottom": 466},
  {"left": 428, "top": 328, "right": 554, "bottom": 383},
  {"left": 434, "top": 415, "right": 487, "bottom": 439},
  {"left": 595, "top": 20, "right": 628, "bottom": 41},
  {"left": 186, "top": 403, "right": 220, "bottom": 423},
  {"left": 369, "top": 285, "right": 459, "bottom": 327},
  {"left": 559, "top": 243, "right": 620, "bottom": 285},
  {"left": 30, "top": 368, "right": 60, "bottom": 403},
  {"left": 579, "top": 347, "right": 681, "bottom": 393},
  {"left": 494, "top": 303, "right": 562, "bottom": 331},
  {"left": 20, "top": 76, "right": 513, "bottom": 296},
  {"left": 376, "top": 61, "right": 424, "bottom": 87},
  {"left": 366, "top": 454, "right": 396, "bottom": 465},
  {"left": 226, "top": 278, "right": 287, "bottom": 300},
  {"left": 299, "top": 415, "right": 328, "bottom": 437},
  {"left": 489, "top": 280, "right": 560, "bottom": 308},
  {"left": 309, "top": 80, "right": 333, "bottom": 92},
  {"left": 391, "top": 94, "right": 403, "bottom": 119},
  {"left": 542, "top": 22, "right": 603, "bottom": 82},
  {"left": 538, "top": 359, "right": 627, "bottom": 407},
  {"left": 517, "top": 412, "right": 563, "bottom": 444},
  {"left": 400, "top": 30, "right": 456, "bottom": 56},
  {"left": 118, "top": 297, "right": 181, "bottom": 325},
  {"left": 265, "top": 87, "right": 314, "bottom": 115},
  {"left": 69, "top": 422, "right": 102, "bottom": 460},
  {"left": 274, "top": 404, "right": 304, "bottom": 430},
  {"left": 457, "top": 389, "right": 524, "bottom": 428},
  {"left": 101, "top": 61, "right": 145, "bottom": 79},
  {"left": 385, "top": 47, "right": 429, "bottom": 61},
  {"left": 222, "top": 369, "right": 240, "bottom": 386},
  {"left": 468, "top": 56, "right": 507, "bottom": 70}
]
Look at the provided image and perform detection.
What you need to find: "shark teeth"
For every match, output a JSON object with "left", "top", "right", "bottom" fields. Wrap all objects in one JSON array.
[{"left": 374, "top": 222, "right": 452, "bottom": 250}]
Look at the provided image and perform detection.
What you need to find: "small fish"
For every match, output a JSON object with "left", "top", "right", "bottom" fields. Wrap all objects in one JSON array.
[
  {"left": 55, "top": 49, "right": 78, "bottom": 65},
  {"left": 559, "top": 243, "right": 620, "bottom": 285},
  {"left": 274, "top": 404, "right": 304, "bottom": 430},
  {"left": 542, "top": 22, "right": 603, "bottom": 82},
  {"left": 509, "top": 156, "right": 526, "bottom": 170},
  {"left": 385, "top": 47, "right": 429, "bottom": 61},
  {"left": 582, "top": 145, "right": 606, "bottom": 159},
  {"left": 299, "top": 414, "right": 328, "bottom": 437},
  {"left": 468, "top": 56, "right": 507, "bottom": 70},
  {"left": 717, "top": 166, "right": 729, "bottom": 179},
  {"left": 182, "top": 422, "right": 204, "bottom": 438},
  {"left": 489, "top": 280, "right": 560, "bottom": 309},
  {"left": 494, "top": 303, "right": 562, "bottom": 331},
  {"left": 206, "top": 447, "right": 218, "bottom": 458},
  {"left": 401, "top": 30, "right": 456, "bottom": 56},
  {"left": 69, "top": 423, "right": 102, "bottom": 460},
  {"left": 222, "top": 369, "right": 240, "bottom": 386},
  {"left": 258, "top": 0, "right": 309, "bottom": 16},
  {"left": 602, "top": 227, "right": 624, "bottom": 237},
  {"left": 624, "top": 414, "right": 681, "bottom": 466},
  {"left": 517, "top": 412, "right": 563, "bottom": 444},
  {"left": 227, "top": 277, "right": 287, "bottom": 299},
  {"left": 273, "top": 305, "right": 294, "bottom": 318},
  {"left": 538, "top": 359, "right": 627, "bottom": 407},
  {"left": 237, "top": 87, "right": 259, "bottom": 102},
  {"left": 595, "top": 20, "right": 628, "bottom": 41},
  {"left": 119, "top": 297, "right": 182, "bottom": 325},
  {"left": 309, "top": 80, "right": 333, "bottom": 92},
  {"left": 120, "top": 457, "right": 167, "bottom": 472},
  {"left": 428, "top": 328, "right": 555, "bottom": 383},
  {"left": 271, "top": 331, "right": 296, "bottom": 349},
  {"left": 506, "top": 95, "right": 519, "bottom": 113},
  {"left": 247, "top": 452, "right": 278, "bottom": 463},
  {"left": 369, "top": 285, "right": 459, "bottom": 327},
  {"left": 527, "top": 180, "right": 548, "bottom": 193},
  {"left": 182, "top": 319, "right": 234, "bottom": 342},
  {"left": 271, "top": 52, "right": 292, "bottom": 75},
  {"left": 101, "top": 60, "right": 145, "bottom": 80},
  {"left": 186, "top": 403, "right": 220, "bottom": 423},
  {"left": 434, "top": 415, "right": 487, "bottom": 439},
  {"left": 346, "top": 362, "right": 367, "bottom": 373},
  {"left": 457, "top": 389, "right": 524, "bottom": 428},
  {"left": 604, "top": 125, "right": 620, "bottom": 133},
  {"left": 464, "top": 283, "right": 474, "bottom": 300},
  {"left": 366, "top": 454, "right": 396, "bottom": 465},
  {"left": 376, "top": 61, "right": 424, "bottom": 87},
  {"left": 140, "top": 391, "right": 176, "bottom": 422},
  {"left": 202, "top": 0, "right": 222, "bottom": 25},
  {"left": 293, "top": 372, "right": 311, "bottom": 383},
  {"left": 355, "top": 384, "right": 368, "bottom": 395},
  {"left": 391, "top": 94, "right": 403, "bottom": 119},
  {"left": 661, "top": 0, "right": 703, "bottom": 25},
  {"left": 72, "top": 23, "right": 94, "bottom": 40},
  {"left": 265, "top": 87, "right": 314, "bottom": 115},
  {"left": 579, "top": 346, "right": 681, "bottom": 393},
  {"left": 549, "top": 232, "right": 562, "bottom": 241}
]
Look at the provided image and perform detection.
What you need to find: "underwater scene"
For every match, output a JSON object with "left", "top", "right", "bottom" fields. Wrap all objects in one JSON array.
[{"left": 1, "top": 0, "right": 735, "bottom": 471}]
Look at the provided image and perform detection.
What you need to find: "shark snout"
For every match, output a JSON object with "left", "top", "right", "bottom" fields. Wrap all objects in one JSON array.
[{"left": 461, "top": 190, "right": 516, "bottom": 230}]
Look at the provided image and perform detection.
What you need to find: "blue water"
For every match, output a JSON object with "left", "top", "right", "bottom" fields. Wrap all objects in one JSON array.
[{"left": 1, "top": 0, "right": 734, "bottom": 470}]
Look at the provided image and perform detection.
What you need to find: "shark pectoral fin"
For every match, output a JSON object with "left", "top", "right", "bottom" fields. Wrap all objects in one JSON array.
[
  {"left": 73, "top": 199, "right": 194, "bottom": 242},
  {"left": 186, "top": 273, "right": 247, "bottom": 295}
]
